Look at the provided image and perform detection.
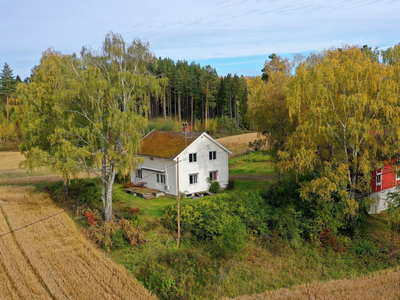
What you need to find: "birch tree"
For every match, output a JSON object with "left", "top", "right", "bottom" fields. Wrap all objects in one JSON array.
[
  {"left": 20, "top": 33, "right": 157, "bottom": 222},
  {"left": 58, "top": 32, "right": 157, "bottom": 222},
  {"left": 247, "top": 55, "right": 295, "bottom": 156},
  {"left": 281, "top": 46, "right": 400, "bottom": 204},
  {"left": 19, "top": 49, "right": 79, "bottom": 191}
]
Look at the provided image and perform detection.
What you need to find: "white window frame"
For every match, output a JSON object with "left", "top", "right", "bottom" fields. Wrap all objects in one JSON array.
[
  {"left": 209, "top": 151, "right": 216, "bottom": 160},
  {"left": 189, "top": 153, "right": 197, "bottom": 163},
  {"left": 137, "top": 169, "right": 142, "bottom": 179},
  {"left": 376, "top": 168, "right": 382, "bottom": 186},
  {"left": 189, "top": 173, "right": 198, "bottom": 185},
  {"left": 157, "top": 173, "right": 166, "bottom": 184}
]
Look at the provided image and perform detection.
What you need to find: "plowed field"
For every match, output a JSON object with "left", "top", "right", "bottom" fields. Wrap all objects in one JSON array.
[{"left": 0, "top": 186, "right": 156, "bottom": 299}]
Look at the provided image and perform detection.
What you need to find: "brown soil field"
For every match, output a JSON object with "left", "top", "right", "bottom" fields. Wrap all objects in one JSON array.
[
  {"left": 0, "top": 186, "right": 156, "bottom": 299},
  {"left": 229, "top": 267, "right": 400, "bottom": 300},
  {"left": 217, "top": 132, "right": 263, "bottom": 157}
]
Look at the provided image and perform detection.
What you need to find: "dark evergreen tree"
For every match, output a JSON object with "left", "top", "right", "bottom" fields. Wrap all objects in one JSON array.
[{"left": 0, "top": 62, "right": 16, "bottom": 124}]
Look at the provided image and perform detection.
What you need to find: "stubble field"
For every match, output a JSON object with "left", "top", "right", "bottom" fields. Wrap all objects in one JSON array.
[
  {"left": 0, "top": 185, "right": 156, "bottom": 299},
  {"left": 217, "top": 132, "right": 262, "bottom": 157},
  {"left": 229, "top": 267, "right": 400, "bottom": 300}
]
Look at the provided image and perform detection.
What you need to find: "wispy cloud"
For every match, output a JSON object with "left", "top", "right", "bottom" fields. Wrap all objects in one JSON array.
[{"left": 1, "top": 0, "right": 399, "bottom": 78}]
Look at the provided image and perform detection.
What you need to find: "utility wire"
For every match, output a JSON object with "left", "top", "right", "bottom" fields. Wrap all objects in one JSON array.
[
  {"left": 133, "top": 147, "right": 227, "bottom": 186},
  {"left": 0, "top": 210, "right": 66, "bottom": 239},
  {"left": 0, "top": 140, "right": 225, "bottom": 238}
]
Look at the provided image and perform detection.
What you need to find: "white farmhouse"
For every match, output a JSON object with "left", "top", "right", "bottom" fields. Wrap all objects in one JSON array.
[{"left": 131, "top": 130, "right": 232, "bottom": 197}]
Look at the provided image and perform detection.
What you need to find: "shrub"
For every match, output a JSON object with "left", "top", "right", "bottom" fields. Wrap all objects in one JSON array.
[
  {"left": 248, "top": 138, "right": 266, "bottom": 151},
  {"left": 162, "top": 196, "right": 247, "bottom": 256},
  {"left": 208, "top": 181, "right": 220, "bottom": 193},
  {"left": 85, "top": 211, "right": 97, "bottom": 226},
  {"left": 112, "top": 229, "right": 129, "bottom": 248},
  {"left": 87, "top": 218, "right": 145, "bottom": 251},
  {"left": 227, "top": 179, "right": 235, "bottom": 190},
  {"left": 387, "top": 187, "right": 400, "bottom": 232},
  {"left": 49, "top": 179, "right": 102, "bottom": 210},
  {"left": 352, "top": 239, "right": 377, "bottom": 256}
]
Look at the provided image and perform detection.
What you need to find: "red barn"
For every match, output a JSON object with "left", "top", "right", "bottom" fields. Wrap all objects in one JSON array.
[{"left": 370, "top": 158, "right": 399, "bottom": 213}]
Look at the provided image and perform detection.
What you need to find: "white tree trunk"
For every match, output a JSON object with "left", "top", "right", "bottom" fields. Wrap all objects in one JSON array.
[{"left": 105, "top": 159, "right": 116, "bottom": 222}]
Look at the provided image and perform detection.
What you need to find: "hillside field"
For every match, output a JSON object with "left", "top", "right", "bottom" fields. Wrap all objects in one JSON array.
[{"left": 217, "top": 132, "right": 262, "bottom": 157}]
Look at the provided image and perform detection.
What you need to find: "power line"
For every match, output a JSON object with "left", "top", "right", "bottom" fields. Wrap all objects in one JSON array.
[
  {"left": 134, "top": 147, "right": 228, "bottom": 189},
  {"left": 0, "top": 210, "right": 66, "bottom": 239}
]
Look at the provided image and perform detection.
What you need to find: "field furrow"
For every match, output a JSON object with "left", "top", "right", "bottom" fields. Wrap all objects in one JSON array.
[
  {"left": 0, "top": 186, "right": 156, "bottom": 299},
  {"left": 0, "top": 200, "right": 53, "bottom": 299}
]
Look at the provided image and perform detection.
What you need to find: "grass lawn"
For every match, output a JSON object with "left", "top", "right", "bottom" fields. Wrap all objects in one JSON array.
[
  {"left": 229, "top": 161, "right": 275, "bottom": 176},
  {"left": 112, "top": 152, "right": 277, "bottom": 219},
  {"left": 227, "top": 179, "right": 271, "bottom": 192},
  {"left": 113, "top": 183, "right": 177, "bottom": 218}
]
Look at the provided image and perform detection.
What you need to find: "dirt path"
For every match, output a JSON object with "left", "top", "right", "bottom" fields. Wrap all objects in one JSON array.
[{"left": 0, "top": 186, "right": 156, "bottom": 299}]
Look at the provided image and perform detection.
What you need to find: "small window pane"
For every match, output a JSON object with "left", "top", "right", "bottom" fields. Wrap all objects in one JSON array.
[
  {"left": 376, "top": 174, "right": 382, "bottom": 184},
  {"left": 209, "top": 151, "right": 216, "bottom": 160},
  {"left": 189, "top": 153, "right": 197, "bottom": 162},
  {"left": 189, "top": 174, "right": 198, "bottom": 184}
]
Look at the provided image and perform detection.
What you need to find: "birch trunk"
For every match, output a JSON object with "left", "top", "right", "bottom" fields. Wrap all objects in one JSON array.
[{"left": 105, "top": 159, "right": 116, "bottom": 222}]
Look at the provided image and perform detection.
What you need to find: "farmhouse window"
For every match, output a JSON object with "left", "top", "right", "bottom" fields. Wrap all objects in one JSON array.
[
  {"left": 189, "top": 153, "right": 197, "bottom": 162},
  {"left": 189, "top": 174, "right": 198, "bottom": 184},
  {"left": 157, "top": 174, "right": 166, "bottom": 184},
  {"left": 137, "top": 169, "right": 142, "bottom": 179},
  {"left": 209, "top": 151, "right": 216, "bottom": 160},
  {"left": 376, "top": 174, "right": 382, "bottom": 185},
  {"left": 209, "top": 171, "right": 217, "bottom": 181}
]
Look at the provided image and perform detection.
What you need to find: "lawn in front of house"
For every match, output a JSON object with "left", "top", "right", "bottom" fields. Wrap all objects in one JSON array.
[
  {"left": 112, "top": 151, "right": 277, "bottom": 218},
  {"left": 113, "top": 183, "right": 177, "bottom": 218}
]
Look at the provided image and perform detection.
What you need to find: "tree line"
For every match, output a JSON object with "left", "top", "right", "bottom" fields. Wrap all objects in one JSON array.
[
  {"left": 0, "top": 63, "right": 22, "bottom": 146},
  {"left": 0, "top": 36, "right": 249, "bottom": 151}
]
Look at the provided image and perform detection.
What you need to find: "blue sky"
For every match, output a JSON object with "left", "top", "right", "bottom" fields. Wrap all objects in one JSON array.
[{"left": 1, "top": 0, "right": 399, "bottom": 79}]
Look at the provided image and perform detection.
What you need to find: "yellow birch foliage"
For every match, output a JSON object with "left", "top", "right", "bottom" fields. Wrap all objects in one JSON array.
[
  {"left": 247, "top": 56, "right": 296, "bottom": 154},
  {"left": 282, "top": 45, "right": 400, "bottom": 197}
]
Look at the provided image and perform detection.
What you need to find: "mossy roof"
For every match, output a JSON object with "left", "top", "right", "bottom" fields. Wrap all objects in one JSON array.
[{"left": 140, "top": 130, "right": 202, "bottom": 159}]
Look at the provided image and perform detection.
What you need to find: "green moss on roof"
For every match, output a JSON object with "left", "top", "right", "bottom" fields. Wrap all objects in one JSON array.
[{"left": 140, "top": 130, "right": 202, "bottom": 159}]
